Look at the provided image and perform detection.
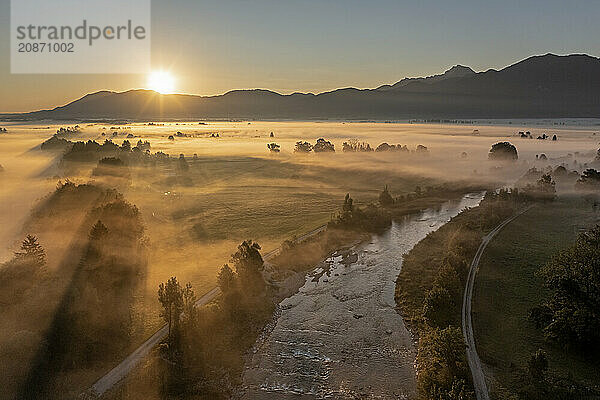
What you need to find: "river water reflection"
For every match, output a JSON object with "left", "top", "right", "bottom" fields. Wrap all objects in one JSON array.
[{"left": 241, "top": 193, "right": 484, "bottom": 399}]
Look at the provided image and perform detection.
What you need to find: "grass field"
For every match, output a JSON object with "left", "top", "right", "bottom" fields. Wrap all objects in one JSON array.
[
  {"left": 473, "top": 197, "right": 600, "bottom": 399},
  {"left": 3, "top": 120, "right": 600, "bottom": 398}
]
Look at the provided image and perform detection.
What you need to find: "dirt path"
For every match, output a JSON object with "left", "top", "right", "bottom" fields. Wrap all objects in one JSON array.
[
  {"left": 86, "top": 287, "right": 220, "bottom": 397},
  {"left": 84, "top": 225, "right": 326, "bottom": 398},
  {"left": 461, "top": 206, "right": 532, "bottom": 400}
]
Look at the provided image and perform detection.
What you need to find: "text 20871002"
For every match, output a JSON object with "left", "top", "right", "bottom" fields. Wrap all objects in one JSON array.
[{"left": 18, "top": 42, "right": 74, "bottom": 53}]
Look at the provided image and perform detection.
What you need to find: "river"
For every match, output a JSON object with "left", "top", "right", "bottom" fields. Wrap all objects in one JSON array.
[{"left": 240, "top": 193, "right": 484, "bottom": 399}]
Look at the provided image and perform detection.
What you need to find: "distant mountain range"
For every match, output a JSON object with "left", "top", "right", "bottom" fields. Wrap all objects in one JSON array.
[{"left": 3, "top": 53, "right": 600, "bottom": 120}]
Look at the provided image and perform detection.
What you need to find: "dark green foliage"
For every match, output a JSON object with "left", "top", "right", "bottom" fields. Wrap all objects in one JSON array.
[
  {"left": 313, "top": 138, "right": 335, "bottom": 152},
  {"left": 40, "top": 135, "right": 72, "bottom": 151},
  {"left": 183, "top": 283, "right": 197, "bottom": 329},
  {"left": 575, "top": 168, "right": 600, "bottom": 190},
  {"left": 532, "top": 225, "right": 600, "bottom": 352},
  {"left": 159, "top": 277, "right": 185, "bottom": 343},
  {"left": 523, "top": 174, "right": 556, "bottom": 201},
  {"left": 517, "top": 349, "right": 596, "bottom": 400},
  {"left": 267, "top": 143, "right": 280, "bottom": 152},
  {"left": 397, "top": 191, "right": 528, "bottom": 399},
  {"left": 416, "top": 144, "right": 429, "bottom": 154},
  {"left": 489, "top": 141, "right": 518, "bottom": 161},
  {"left": 342, "top": 193, "right": 353, "bottom": 213},
  {"left": 217, "top": 264, "right": 236, "bottom": 293},
  {"left": 121, "top": 139, "right": 131, "bottom": 152},
  {"left": 98, "top": 156, "right": 125, "bottom": 167},
  {"left": 342, "top": 139, "right": 373, "bottom": 152},
  {"left": 43, "top": 137, "right": 168, "bottom": 174},
  {"left": 553, "top": 165, "right": 568, "bottom": 177},
  {"left": 294, "top": 141, "right": 313, "bottom": 153},
  {"left": 329, "top": 193, "right": 391, "bottom": 233},
  {"left": 157, "top": 241, "right": 274, "bottom": 398},
  {"left": 135, "top": 139, "right": 151, "bottom": 152},
  {"left": 375, "top": 142, "right": 409, "bottom": 152},
  {"left": 379, "top": 185, "right": 394, "bottom": 207},
  {"left": 423, "top": 286, "right": 455, "bottom": 328},
  {"left": 55, "top": 126, "right": 80, "bottom": 136},
  {"left": 18, "top": 189, "right": 147, "bottom": 398},
  {"left": 14, "top": 235, "right": 46, "bottom": 267},
  {"left": 417, "top": 327, "right": 474, "bottom": 400},
  {"left": 230, "top": 240, "right": 265, "bottom": 293}
]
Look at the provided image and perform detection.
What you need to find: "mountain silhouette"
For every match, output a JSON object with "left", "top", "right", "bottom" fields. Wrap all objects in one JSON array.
[
  {"left": 3, "top": 54, "right": 600, "bottom": 120},
  {"left": 376, "top": 64, "right": 475, "bottom": 91}
]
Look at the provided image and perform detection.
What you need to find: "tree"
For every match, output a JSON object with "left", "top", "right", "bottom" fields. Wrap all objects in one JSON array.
[
  {"left": 379, "top": 185, "right": 394, "bottom": 207},
  {"left": 553, "top": 165, "right": 567, "bottom": 177},
  {"left": 536, "top": 174, "right": 555, "bottom": 193},
  {"left": 218, "top": 264, "right": 236, "bottom": 293},
  {"left": 313, "top": 138, "right": 335, "bottom": 152},
  {"left": 375, "top": 142, "right": 392, "bottom": 152},
  {"left": 416, "top": 144, "right": 429, "bottom": 154},
  {"left": 533, "top": 226, "right": 600, "bottom": 350},
  {"left": 121, "top": 140, "right": 131, "bottom": 152},
  {"left": 182, "top": 282, "right": 197, "bottom": 327},
  {"left": 342, "top": 139, "right": 372, "bottom": 152},
  {"left": 294, "top": 141, "right": 313, "bottom": 153},
  {"left": 267, "top": 143, "right": 281, "bottom": 153},
  {"left": 89, "top": 220, "right": 109, "bottom": 241},
  {"left": 576, "top": 168, "right": 600, "bottom": 190},
  {"left": 230, "top": 241, "right": 265, "bottom": 292},
  {"left": 488, "top": 142, "right": 518, "bottom": 161},
  {"left": 178, "top": 154, "right": 189, "bottom": 171},
  {"left": 15, "top": 235, "right": 46, "bottom": 267},
  {"left": 417, "top": 327, "right": 473, "bottom": 399},
  {"left": 524, "top": 174, "right": 556, "bottom": 201},
  {"left": 158, "top": 277, "right": 184, "bottom": 342},
  {"left": 422, "top": 286, "right": 454, "bottom": 328},
  {"left": 342, "top": 193, "right": 353, "bottom": 213}
]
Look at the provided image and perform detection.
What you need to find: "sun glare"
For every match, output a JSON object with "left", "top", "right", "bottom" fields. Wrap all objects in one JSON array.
[{"left": 147, "top": 70, "right": 176, "bottom": 94}]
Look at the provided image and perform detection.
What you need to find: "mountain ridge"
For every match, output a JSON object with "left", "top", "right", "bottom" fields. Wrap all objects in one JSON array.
[{"left": 3, "top": 53, "right": 600, "bottom": 120}]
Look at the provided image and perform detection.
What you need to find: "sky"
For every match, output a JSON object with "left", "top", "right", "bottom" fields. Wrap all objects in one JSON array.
[{"left": 1, "top": 0, "right": 600, "bottom": 112}]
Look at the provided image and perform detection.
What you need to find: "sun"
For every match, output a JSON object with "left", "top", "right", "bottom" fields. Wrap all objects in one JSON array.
[{"left": 147, "top": 70, "right": 176, "bottom": 94}]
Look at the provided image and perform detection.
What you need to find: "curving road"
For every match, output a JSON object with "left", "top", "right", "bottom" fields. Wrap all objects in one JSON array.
[
  {"left": 461, "top": 206, "right": 532, "bottom": 400},
  {"left": 84, "top": 225, "right": 327, "bottom": 398}
]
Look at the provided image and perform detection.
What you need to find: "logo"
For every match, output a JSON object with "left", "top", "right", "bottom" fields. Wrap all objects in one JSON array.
[{"left": 11, "top": 0, "right": 151, "bottom": 74}]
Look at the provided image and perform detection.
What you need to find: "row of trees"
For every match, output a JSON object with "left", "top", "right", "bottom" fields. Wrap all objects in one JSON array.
[
  {"left": 293, "top": 138, "right": 336, "bottom": 153},
  {"left": 55, "top": 125, "right": 80, "bottom": 136},
  {"left": 341, "top": 140, "right": 423, "bottom": 153},
  {"left": 266, "top": 139, "right": 429, "bottom": 154},
  {"left": 156, "top": 240, "right": 273, "bottom": 397}
]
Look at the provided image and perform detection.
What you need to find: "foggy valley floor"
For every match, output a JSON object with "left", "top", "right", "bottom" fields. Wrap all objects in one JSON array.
[{"left": 1, "top": 120, "right": 600, "bottom": 399}]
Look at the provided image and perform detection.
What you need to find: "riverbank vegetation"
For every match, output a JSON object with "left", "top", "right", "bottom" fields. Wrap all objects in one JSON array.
[{"left": 395, "top": 190, "right": 528, "bottom": 400}]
